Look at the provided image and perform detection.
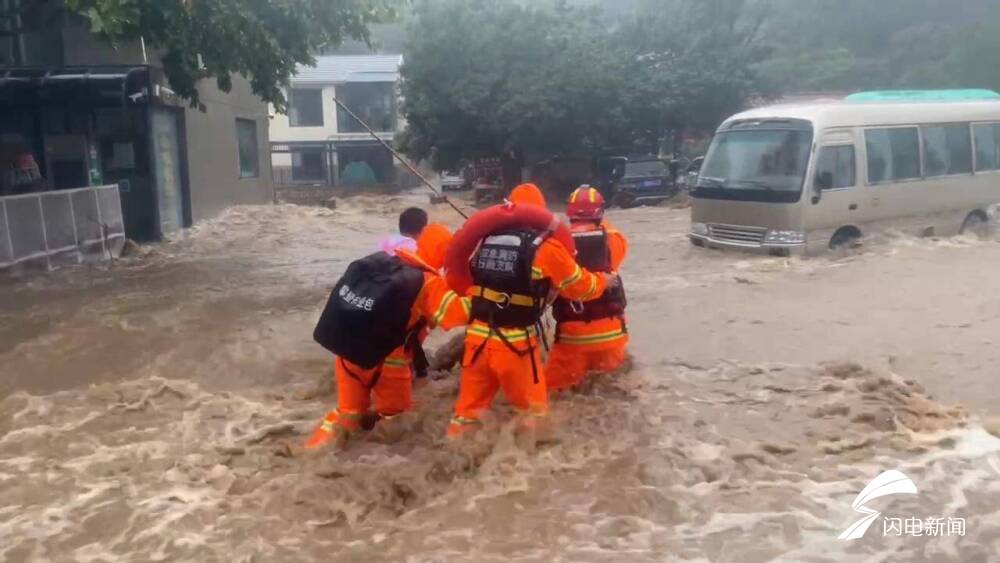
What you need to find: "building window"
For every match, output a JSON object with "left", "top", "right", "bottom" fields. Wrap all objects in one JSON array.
[
  {"left": 973, "top": 123, "right": 1000, "bottom": 172},
  {"left": 922, "top": 124, "right": 972, "bottom": 177},
  {"left": 336, "top": 82, "right": 397, "bottom": 134},
  {"left": 865, "top": 127, "right": 920, "bottom": 183},
  {"left": 236, "top": 118, "right": 259, "bottom": 179},
  {"left": 814, "top": 145, "right": 856, "bottom": 189},
  {"left": 288, "top": 89, "right": 324, "bottom": 127},
  {"left": 338, "top": 144, "right": 394, "bottom": 186},
  {"left": 291, "top": 149, "right": 328, "bottom": 183}
]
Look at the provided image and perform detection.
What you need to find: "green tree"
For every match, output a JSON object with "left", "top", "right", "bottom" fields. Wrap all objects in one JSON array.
[
  {"left": 1, "top": 0, "right": 398, "bottom": 110},
  {"left": 946, "top": 10, "right": 1000, "bottom": 92},
  {"left": 397, "top": 0, "right": 625, "bottom": 172},
  {"left": 614, "top": 0, "right": 773, "bottom": 147},
  {"left": 397, "top": 0, "right": 769, "bottom": 172},
  {"left": 756, "top": 0, "right": 1000, "bottom": 92}
]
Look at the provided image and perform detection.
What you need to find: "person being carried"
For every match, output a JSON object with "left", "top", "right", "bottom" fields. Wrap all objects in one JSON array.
[
  {"left": 378, "top": 206, "right": 428, "bottom": 256},
  {"left": 447, "top": 183, "right": 616, "bottom": 438},
  {"left": 546, "top": 185, "right": 629, "bottom": 391},
  {"left": 305, "top": 226, "right": 470, "bottom": 449}
]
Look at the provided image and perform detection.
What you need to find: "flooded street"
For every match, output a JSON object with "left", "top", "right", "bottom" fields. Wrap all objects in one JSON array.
[{"left": 1, "top": 194, "right": 999, "bottom": 562}]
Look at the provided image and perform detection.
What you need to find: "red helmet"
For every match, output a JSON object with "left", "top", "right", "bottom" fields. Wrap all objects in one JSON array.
[{"left": 566, "top": 185, "right": 605, "bottom": 221}]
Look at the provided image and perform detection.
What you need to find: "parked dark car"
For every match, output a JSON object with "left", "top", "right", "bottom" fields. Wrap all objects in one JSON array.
[{"left": 608, "top": 157, "right": 678, "bottom": 208}]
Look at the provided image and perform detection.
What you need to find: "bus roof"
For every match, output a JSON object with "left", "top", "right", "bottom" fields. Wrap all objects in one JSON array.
[
  {"left": 845, "top": 89, "right": 1000, "bottom": 102},
  {"left": 722, "top": 97, "right": 1000, "bottom": 132}
]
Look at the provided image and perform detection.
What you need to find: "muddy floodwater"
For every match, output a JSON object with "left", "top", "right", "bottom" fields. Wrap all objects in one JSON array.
[{"left": 1, "top": 193, "right": 999, "bottom": 562}]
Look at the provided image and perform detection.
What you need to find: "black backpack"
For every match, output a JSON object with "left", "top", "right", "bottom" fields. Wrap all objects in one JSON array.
[
  {"left": 313, "top": 252, "right": 427, "bottom": 370},
  {"left": 552, "top": 228, "right": 627, "bottom": 323},
  {"left": 469, "top": 229, "right": 550, "bottom": 328}
]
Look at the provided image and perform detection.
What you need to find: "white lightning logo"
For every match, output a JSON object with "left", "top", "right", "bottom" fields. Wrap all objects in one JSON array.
[{"left": 838, "top": 470, "right": 918, "bottom": 540}]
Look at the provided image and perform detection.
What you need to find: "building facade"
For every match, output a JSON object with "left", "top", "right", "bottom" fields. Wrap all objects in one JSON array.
[
  {"left": 1, "top": 10, "right": 273, "bottom": 265},
  {"left": 269, "top": 55, "right": 405, "bottom": 189}
]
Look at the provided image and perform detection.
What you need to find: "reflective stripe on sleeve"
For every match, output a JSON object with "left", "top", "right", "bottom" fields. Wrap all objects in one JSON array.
[
  {"left": 558, "top": 266, "right": 583, "bottom": 290},
  {"left": 433, "top": 291, "right": 458, "bottom": 326}
]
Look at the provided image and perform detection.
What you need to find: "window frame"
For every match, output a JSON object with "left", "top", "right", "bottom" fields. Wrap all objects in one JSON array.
[
  {"left": 288, "top": 88, "right": 325, "bottom": 128},
  {"left": 972, "top": 121, "right": 1000, "bottom": 173},
  {"left": 919, "top": 122, "right": 974, "bottom": 179},
  {"left": 335, "top": 82, "right": 398, "bottom": 134},
  {"left": 864, "top": 125, "right": 923, "bottom": 186},
  {"left": 814, "top": 143, "right": 857, "bottom": 192},
  {"left": 235, "top": 118, "right": 260, "bottom": 179},
  {"left": 290, "top": 148, "right": 328, "bottom": 183}
]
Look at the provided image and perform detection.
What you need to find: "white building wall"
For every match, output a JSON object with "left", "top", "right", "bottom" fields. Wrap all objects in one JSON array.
[
  {"left": 268, "top": 78, "right": 409, "bottom": 187},
  {"left": 269, "top": 85, "right": 340, "bottom": 142}
]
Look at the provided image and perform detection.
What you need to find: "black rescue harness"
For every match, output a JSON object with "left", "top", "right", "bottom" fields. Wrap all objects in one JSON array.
[
  {"left": 465, "top": 229, "right": 553, "bottom": 383},
  {"left": 551, "top": 227, "right": 628, "bottom": 338}
]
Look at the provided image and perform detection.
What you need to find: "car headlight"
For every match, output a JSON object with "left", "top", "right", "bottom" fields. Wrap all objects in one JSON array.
[
  {"left": 764, "top": 230, "right": 806, "bottom": 244},
  {"left": 690, "top": 222, "right": 709, "bottom": 236}
]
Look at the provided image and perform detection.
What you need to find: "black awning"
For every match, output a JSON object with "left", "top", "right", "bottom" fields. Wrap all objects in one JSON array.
[{"left": 0, "top": 65, "right": 152, "bottom": 108}]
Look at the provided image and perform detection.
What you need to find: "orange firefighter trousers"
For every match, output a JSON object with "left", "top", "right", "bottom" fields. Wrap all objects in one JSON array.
[
  {"left": 307, "top": 356, "right": 413, "bottom": 440},
  {"left": 449, "top": 333, "right": 547, "bottom": 436},
  {"left": 545, "top": 337, "right": 628, "bottom": 391}
]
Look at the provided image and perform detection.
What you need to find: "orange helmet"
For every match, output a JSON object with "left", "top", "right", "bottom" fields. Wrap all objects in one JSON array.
[
  {"left": 566, "top": 185, "right": 605, "bottom": 221},
  {"left": 508, "top": 183, "right": 547, "bottom": 208}
]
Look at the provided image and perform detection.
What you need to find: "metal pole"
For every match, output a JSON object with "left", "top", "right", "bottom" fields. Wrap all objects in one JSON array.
[
  {"left": 330, "top": 96, "right": 468, "bottom": 219},
  {"left": 2, "top": 199, "right": 14, "bottom": 265},
  {"left": 37, "top": 196, "right": 51, "bottom": 270}
]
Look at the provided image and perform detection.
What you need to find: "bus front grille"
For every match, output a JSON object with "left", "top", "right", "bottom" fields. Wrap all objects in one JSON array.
[{"left": 708, "top": 224, "right": 767, "bottom": 245}]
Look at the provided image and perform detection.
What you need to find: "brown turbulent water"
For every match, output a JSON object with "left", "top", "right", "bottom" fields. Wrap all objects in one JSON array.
[{"left": 1, "top": 193, "right": 998, "bottom": 562}]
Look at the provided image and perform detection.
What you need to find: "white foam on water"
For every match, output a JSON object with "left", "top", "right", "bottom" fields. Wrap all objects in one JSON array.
[{"left": 3, "top": 201, "right": 1000, "bottom": 561}]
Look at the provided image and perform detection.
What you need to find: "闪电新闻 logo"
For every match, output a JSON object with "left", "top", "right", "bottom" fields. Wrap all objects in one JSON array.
[{"left": 838, "top": 470, "right": 918, "bottom": 540}]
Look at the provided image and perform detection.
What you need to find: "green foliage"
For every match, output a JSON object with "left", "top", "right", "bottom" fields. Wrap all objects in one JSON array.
[
  {"left": 11, "top": 0, "right": 399, "bottom": 110},
  {"left": 615, "top": 0, "right": 773, "bottom": 139},
  {"left": 946, "top": 11, "right": 1000, "bottom": 92},
  {"left": 398, "top": 0, "right": 769, "bottom": 170},
  {"left": 397, "top": 0, "right": 621, "bottom": 170},
  {"left": 757, "top": 0, "right": 1000, "bottom": 92}
]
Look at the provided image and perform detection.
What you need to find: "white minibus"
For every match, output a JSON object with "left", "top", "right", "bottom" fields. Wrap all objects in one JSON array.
[{"left": 688, "top": 90, "right": 1000, "bottom": 255}]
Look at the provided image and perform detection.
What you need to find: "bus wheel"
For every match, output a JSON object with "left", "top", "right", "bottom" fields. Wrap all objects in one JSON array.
[
  {"left": 960, "top": 211, "right": 991, "bottom": 238},
  {"left": 829, "top": 227, "right": 862, "bottom": 250}
]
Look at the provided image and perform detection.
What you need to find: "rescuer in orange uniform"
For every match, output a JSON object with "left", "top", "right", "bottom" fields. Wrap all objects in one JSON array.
[
  {"left": 447, "top": 184, "right": 613, "bottom": 437},
  {"left": 416, "top": 223, "right": 454, "bottom": 271},
  {"left": 306, "top": 226, "right": 469, "bottom": 449},
  {"left": 546, "top": 186, "right": 629, "bottom": 391}
]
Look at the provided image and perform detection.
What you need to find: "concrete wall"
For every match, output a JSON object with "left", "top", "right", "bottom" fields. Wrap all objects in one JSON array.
[
  {"left": 185, "top": 78, "right": 274, "bottom": 222},
  {"left": 60, "top": 25, "right": 159, "bottom": 66},
  {"left": 55, "top": 24, "right": 273, "bottom": 224}
]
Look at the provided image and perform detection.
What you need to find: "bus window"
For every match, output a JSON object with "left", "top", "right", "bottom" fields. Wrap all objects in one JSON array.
[
  {"left": 973, "top": 124, "right": 1000, "bottom": 171},
  {"left": 814, "top": 145, "right": 856, "bottom": 189},
  {"left": 922, "top": 124, "right": 972, "bottom": 177},
  {"left": 866, "top": 127, "right": 920, "bottom": 183}
]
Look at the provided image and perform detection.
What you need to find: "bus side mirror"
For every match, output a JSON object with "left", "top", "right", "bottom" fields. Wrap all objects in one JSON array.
[{"left": 813, "top": 171, "right": 832, "bottom": 204}]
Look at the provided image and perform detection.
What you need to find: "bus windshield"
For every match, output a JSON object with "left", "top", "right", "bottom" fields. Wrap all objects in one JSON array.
[{"left": 695, "top": 128, "right": 813, "bottom": 203}]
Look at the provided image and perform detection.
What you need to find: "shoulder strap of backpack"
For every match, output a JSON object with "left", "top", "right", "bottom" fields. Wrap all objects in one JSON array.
[
  {"left": 406, "top": 318, "right": 430, "bottom": 379},
  {"left": 531, "top": 217, "right": 561, "bottom": 249}
]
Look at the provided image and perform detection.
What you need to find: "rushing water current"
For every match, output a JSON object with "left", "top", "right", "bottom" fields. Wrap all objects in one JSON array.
[{"left": 1, "top": 194, "right": 998, "bottom": 562}]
